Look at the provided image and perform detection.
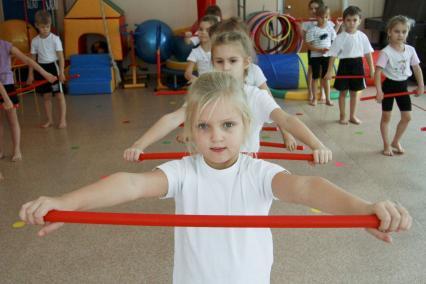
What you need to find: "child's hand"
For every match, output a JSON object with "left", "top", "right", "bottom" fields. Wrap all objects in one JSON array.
[
  {"left": 369, "top": 69, "right": 375, "bottom": 79},
  {"left": 324, "top": 71, "right": 333, "bottom": 81},
  {"left": 184, "top": 31, "right": 192, "bottom": 38},
  {"left": 321, "top": 48, "right": 329, "bottom": 54},
  {"left": 123, "top": 146, "right": 143, "bottom": 162},
  {"left": 46, "top": 73, "right": 57, "bottom": 84},
  {"left": 2, "top": 98, "right": 14, "bottom": 110},
  {"left": 336, "top": 17, "right": 343, "bottom": 26},
  {"left": 415, "top": 86, "right": 424, "bottom": 97},
  {"left": 59, "top": 73, "right": 66, "bottom": 84},
  {"left": 283, "top": 133, "right": 297, "bottom": 152},
  {"left": 376, "top": 90, "right": 384, "bottom": 103},
  {"left": 19, "top": 196, "right": 66, "bottom": 237},
  {"left": 312, "top": 147, "right": 332, "bottom": 164},
  {"left": 366, "top": 201, "right": 412, "bottom": 243},
  {"left": 176, "top": 132, "right": 188, "bottom": 144},
  {"left": 188, "top": 76, "right": 198, "bottom": 85}
]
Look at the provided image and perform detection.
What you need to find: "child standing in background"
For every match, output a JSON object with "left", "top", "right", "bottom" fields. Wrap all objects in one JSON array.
[
  {"left": 27, "top": 10, "right": 67, "bottom": 129},
  {"left": 185, "top": 5, "right": 222, "bottom": 46},
  {"left": 21, "top": 72, "right": 411, "bottom": 284},
  {"left": 375, "top": 15, "right": 424, "bottom": 156},
  {"left": 184, "top": 15, "right": 219, "bottom": 84},
  {"left": 305, "top": 5, "right": 336, "bottom": 106},
  {"left": 325, "top": 6, "right": 374, "bottom": 125},
  {"left": 0, "top": 39, "right": 56, "bottom": 161}
]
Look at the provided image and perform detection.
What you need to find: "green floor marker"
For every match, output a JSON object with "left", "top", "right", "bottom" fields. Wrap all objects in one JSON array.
[
  {"left": 355, "top": 131, "right": 363, "bottom": 135},
  {"left": 71, "top": 146, "right": 79, "bottom": 150},
  {"left": 162, "top": 140, "right": 172, "bottom": 145}
]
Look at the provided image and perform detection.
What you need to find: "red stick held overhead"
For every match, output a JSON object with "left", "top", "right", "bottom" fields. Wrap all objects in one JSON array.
[{"left": 44, "top": 210, "right": 380, "bottom": 228}]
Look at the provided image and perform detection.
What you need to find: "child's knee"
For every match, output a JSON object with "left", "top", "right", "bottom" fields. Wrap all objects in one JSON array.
[
  {"left": 401, "top": 112, "right": 411, "bottom": 123},
  {"left": 381, "top": 113, "right": 391, "bottom": 123}
]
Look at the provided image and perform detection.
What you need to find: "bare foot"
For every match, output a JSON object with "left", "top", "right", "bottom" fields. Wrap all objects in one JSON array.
[
  {"left": 391, "top": 142, "right": 405, "bottom": 154},
  {"left": 383, "top": 148, "right": 394, "bottom": 156},
  {"left": 309, "top": 100, "right": 317, "bottom": 106},
  {"left": 40, "top": 121, "right": 52, "bottom": 128},
  {"left": 11, "top": 153, "right": 22, "bottom": 162},
  {"left": 326, "top": 100, "right": 334, "bottom": 106},
  {"left": 349, "top": 117, "right": 362, "bottom": 125},
  {"left": 58, "top": 122, "right": 67, "bottom": 129},
  {"left": 339, "top": 119, "right": 348, "bottom": 125}
]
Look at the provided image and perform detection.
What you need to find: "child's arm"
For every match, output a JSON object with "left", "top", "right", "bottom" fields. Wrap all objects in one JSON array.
[
  {"left": 270, "top": 109, "right": 332, "bottom": 164},
  {"left": 272, "top": 173, "right": 412, "bottom": 243},
  {"left": 324, "top": 56, "right": 337, "bottom": 80},
  {"left": 258, "top": 82, "right": 272, "bottom": 96},
  {"left": 19, "top": 170, "right": 169, "bottom": 236},
  {"left": 11, "top": 47, "right": 57, "bottom": 83},
  {"left": 184, "top": 61, "right": 197, "bottom": 84},
  {"left": 123, "top": 107, "right": 186, "bottom": 162},
  {"left": 281, "top": 130, "right": 297, "bottom": 152},
  {"left": 57, "top": 50, "right": 66, "bottom": 83},
  {"left": 26, "top": 54, "right": 37, "bottom": 85},
  {"left": 365, "top": 52, "right": 375, "bottom": 78},
  {"left": 412, "top": 64, "right": 425, "bottom": 96},
  {"left": 374, "top": 67, "right": 384, "bottom": 102},
  {"left": 0, "top": 83, "right": 14, "bottom": 110}
]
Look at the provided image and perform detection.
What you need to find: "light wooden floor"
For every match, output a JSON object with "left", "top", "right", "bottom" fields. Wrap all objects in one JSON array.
[{"left": 1, "top": 85, "right": 425, "bottom": 283}]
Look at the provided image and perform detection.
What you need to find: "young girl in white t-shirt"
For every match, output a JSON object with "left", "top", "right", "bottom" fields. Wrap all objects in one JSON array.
[
  {"left": 375, "top": 15, "right": 424, "bottom": 156},
  {"left": 184, "top": 15, "right": 219, "bottom": 84},
  {"left": 124, "top": 31, "right": 332, "bottom": 163},
  {"left": 20, "top": 72, "right": 411, "bottom": 284}
]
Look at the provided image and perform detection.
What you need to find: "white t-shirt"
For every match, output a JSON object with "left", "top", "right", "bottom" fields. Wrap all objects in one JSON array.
[
  {"left": 301, "top": 20, "right": 335, "bottom": 32},
  {"left": 158, "top": 153, "right": 288, "bottom": 284},
  {"left": 376, "top": 44, "right": 420, "bottom": 81},
  {"left": 243, "top": 85, "right": 280, "bottom": 152},
  {"left": 187, "top": 46, "right": 212, "bottom": 76},
  {"left": 306, "top": 25, "right": 336, "bottom": 57},
  {"left": 246, "top": 63, "right": 267, "bottom": 87},
  {"left": 30, "top": 33, "right": 63, "bottom": 64},
  {"left": 327, "top": 31, "right": 373, "bottom": 59}
]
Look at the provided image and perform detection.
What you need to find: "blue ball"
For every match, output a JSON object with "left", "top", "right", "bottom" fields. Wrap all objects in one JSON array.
[
  {"left": 172, "top": 36, "right": 193, "bottom": 62},
  {"left": 134, "top": 20, "right": 173, "bottom": 64}
]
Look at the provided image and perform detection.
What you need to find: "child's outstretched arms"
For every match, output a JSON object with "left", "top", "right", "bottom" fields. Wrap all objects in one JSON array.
[
  {"left": 123, "top": 107, "right": 186, "bottom": 162},
  {"left": 19, "top": 170, "right": 168, "bottom": 237},
  {"left": 11, "top": 46, "right": 57, "bottom": 84},
  {"left": 270, "top": 109, "right": 332, "bottom": 164},
  {"left": 272, "top": 173, "right": 412, "bottom": 243}
]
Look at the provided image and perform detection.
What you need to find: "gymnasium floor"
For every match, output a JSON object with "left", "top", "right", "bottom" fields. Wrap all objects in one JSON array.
[{"left": 1, "top": 84, "right": 425, "bottom": 283}]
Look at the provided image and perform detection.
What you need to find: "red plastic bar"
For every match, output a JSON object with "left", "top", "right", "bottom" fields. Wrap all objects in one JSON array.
[
  {"left": 139, "top": 152, "right": 314, "bottom": 161},
  {"left": 44, "top": 210, "right": 380, "bottom": 228},
  {"left": 0, "top": 104, "right": 19, "bottom": 110},
  {"left": 9, "top": 74, "right": 80, "bottom": 97},
  {"left": 413, "top": 103, "right": 426, "bottom": 112},
  {"left": 333, "top": 75, "right": 370, "bottom": 79},
  {"left": 421, "top": 127, "right": 426, "bottom": 132},
  {"left": 361, "top": 91, "right": 426, "bottom": 101},
  {"left": 155, "top": 90, "right": 188, "bottom": 96},
  {"left": 260, "top": 141, "right": 304, "bottom": 151}
]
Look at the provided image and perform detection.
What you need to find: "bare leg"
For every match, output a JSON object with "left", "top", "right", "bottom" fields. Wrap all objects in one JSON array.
[
  {"left": 391, "top": 111, "right": 411, "bottom": 154},
  {"left": 310, "top": 78, "right": 319, "bottom": 106},
  {"left": 349, "top": 91, "right": 361, "bottom": 124},
  {"left": 56, "top": 92, "right": 67, "bottom": 128},
  {"left": 6, "top": 109, "right": 22, "bottom": 161},
  {"left": 307, "top": 66, "right": 313, "bottom": 101},
  {"left": 380, "top": 111, "right": 393, "bottom": 156},
  {"left": 322, "top": 78, "right": 333, "bottom": 106},
  {"left": 42, "top": 92, "right": 53, "bottom": 128},
  {"left": 338, "top": 91, "right": 348, "bottom": 124}
]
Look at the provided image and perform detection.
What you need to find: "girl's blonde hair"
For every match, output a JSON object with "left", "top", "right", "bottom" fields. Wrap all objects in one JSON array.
[
  {"left": 386, "top": 15, "right": 414, "bottom": 36},
  {"left": 211, "top": 31, "right": 256, "bottom": 75},
  {"left": 183, "top": 72, "right": 252, "bottom": 154}
]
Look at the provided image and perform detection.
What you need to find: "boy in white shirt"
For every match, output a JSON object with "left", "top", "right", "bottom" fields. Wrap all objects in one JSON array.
[
  {"left": 325, "top": 6, "right": 374, "bottom": 125},
  {"left": 27, "top": 10, "right": 66, "bottom": 129},
  {"left": 306, "top": 5, "right": 336, "bottom": 106}
]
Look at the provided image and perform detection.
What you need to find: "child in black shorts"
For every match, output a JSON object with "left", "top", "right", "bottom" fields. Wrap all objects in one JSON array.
[{"left": 375, "top": 15, "right": 424, "bottom": 156}]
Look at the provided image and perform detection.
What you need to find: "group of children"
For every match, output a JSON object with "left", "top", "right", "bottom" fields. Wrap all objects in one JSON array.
[
  {"left": 0, "top": 10, "right": 66, "bottom": 166},
  {"left": 17, "top": 4, "right": 418, "bottom": 284}
]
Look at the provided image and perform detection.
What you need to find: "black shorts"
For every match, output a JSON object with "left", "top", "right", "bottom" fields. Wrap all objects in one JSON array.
[
  {"left": 310, "top": 56, "right": 329, "bottom": 79},
  {"left": 0, "top": 84, "right": 20, "bottom": 105},
  {"left": 334, "top": 57, "right": 365, "bottom": 92},
  {"left": 34, "top": 62, "right": 62, "bottom": 95},
  {"left": 307, "top": 50, "right": 312, "bottom": 66},
  {"left": 381, "top": 79, "right": 411, "bottom": 112}
]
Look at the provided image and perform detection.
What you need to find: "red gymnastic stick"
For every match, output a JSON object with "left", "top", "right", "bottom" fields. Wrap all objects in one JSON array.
[
  {"left": 139, "top": 152, "right": 314, "bottom": 161},
  {"left": 361, "top": 91, "right": 426, "bottom": 101},
  {"left": 333, "top": 75, "right": 370, "bottom": 79},
  {"left": 421, "top": 127, "right": 426, "bottom": 132},
  {"left": 9, "top": 74, "right": 80, "bottom": 97},
  {"left": 44, "top": 210, "right": 380, "bottom": 228},
  {"left": 155, "top": 90, "right": 188, "bottom": 96},
  {"left": 260, "top": 141, "right": 305, "bottom": 151},
  {"left": 178, "top": 124, "right": 279, "bottom": 132}
]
